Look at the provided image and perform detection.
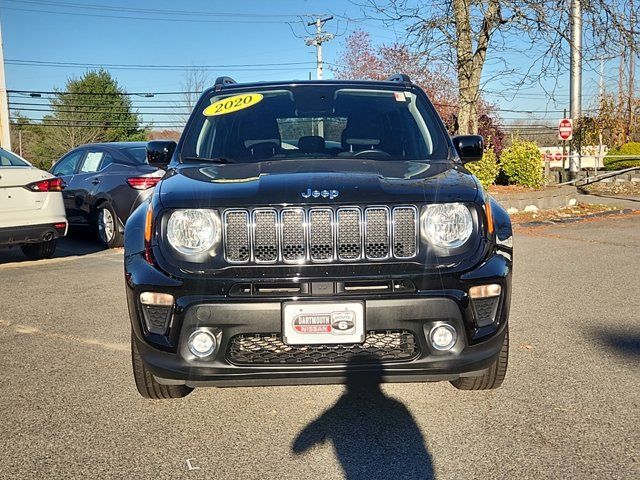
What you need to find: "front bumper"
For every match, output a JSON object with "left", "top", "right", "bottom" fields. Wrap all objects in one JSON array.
[
  {"left": 0, "top": 221, "right": 68, "bottom": 247},
  {"left": 126, "top": 252, "right": 511, "bottom": 387}
]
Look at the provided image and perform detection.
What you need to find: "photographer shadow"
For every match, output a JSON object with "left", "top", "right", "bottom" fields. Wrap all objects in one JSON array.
[{"left": 292, "top": 357, "right": 435, "bottom": 480}]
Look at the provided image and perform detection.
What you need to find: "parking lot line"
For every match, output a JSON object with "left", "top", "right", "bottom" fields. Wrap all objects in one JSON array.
[
  {"left": 0, "top": 319, "right": 128, "bottom": 353},
  {"left": 0, "top": 249, "right": 122, "bottom": 270}
]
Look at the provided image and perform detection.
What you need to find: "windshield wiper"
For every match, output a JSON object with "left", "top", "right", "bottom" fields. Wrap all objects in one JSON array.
[{"left": 182, "top": 156, "right": 235, "bottom": 164}]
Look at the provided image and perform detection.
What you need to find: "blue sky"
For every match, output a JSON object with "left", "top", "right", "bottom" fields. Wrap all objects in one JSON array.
[{"left": 0, "top": 0, "right": 616, "bottom": 128}]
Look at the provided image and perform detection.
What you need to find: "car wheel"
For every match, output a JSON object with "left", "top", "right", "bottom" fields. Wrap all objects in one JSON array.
[
  {"left": 20, "top": 239, "right": 57, "bottom": 260},
  {"left": 131, "top": 332, "right": 193, "bottom": 399},
  {"left": 450, "top": 325, "right": 509, "bottom": 391},
  {"left": 97, "top": 203, "right": 123, "bottom": 248}
]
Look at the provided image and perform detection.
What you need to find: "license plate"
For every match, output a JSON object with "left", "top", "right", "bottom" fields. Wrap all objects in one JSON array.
[{"left": 282, "top": 301, "right": 365, "bottom": 345}]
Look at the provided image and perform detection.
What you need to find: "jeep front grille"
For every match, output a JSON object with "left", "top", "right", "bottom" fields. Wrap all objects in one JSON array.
[
  {"left": 253, "top": 209, "right": 278, "bottom": 263},
  {"left": 393, "top": 207, "right": 418, "bottom": 258},
  {"left": 309, "top": 209, "right": 333, "bottom": 262},
  {"left": 223, "top": 205, "right": 418, "bottom": 264},
  {"left": 223, "top": 210, "right": 250, "bottom": 263},
  {"left": 364, "top": 207, "right": 390, "bottom": 259}
]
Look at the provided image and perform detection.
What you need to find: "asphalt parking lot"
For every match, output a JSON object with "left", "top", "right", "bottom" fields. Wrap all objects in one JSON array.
[{"left": 0, "top": 216, "right": 638, "bottom": 480}]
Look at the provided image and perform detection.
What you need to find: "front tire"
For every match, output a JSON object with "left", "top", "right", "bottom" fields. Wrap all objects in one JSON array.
[
  {"left": 131, "top": 333, "right": 193, "bottom": 399},
  {"left": 450, "top": 325, "right": 509, "bottom": 390},
  {"left": 96, "top": 203, "right": 123, "bottom": 248},
  {"left": 21, "top": 239, "right": 57, "bottom": 260}
]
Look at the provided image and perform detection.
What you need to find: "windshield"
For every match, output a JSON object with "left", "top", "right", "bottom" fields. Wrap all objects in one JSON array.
[{"left": 181, "top": 85, "right": 449, "bottom": 163}]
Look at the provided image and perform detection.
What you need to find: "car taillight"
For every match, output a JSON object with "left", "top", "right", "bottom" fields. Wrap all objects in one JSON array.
[
  {"left": 127, "top": 176, "right": 161, "bottom": 190},
  {"left": 26, "top": 178, "right": 65, "bottom": 192}
]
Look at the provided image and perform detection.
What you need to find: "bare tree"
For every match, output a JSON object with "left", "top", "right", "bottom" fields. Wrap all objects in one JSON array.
[
  {"left": 176, "top": 68, "right": 211, "bottom": 126},
  {"left": 358, "top": 1, "right": 639, "bottom": 135}
]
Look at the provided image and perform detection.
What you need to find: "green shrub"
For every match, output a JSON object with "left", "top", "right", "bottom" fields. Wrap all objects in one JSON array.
[
  {"left": 466, "top": 147, "right": 499, "bottom": 189},
  {"left": 604, "top": 142, "right": 640, "bottom": 170},
  {"left": 499, "top": 140, "right": 544, "bottom": 188}
]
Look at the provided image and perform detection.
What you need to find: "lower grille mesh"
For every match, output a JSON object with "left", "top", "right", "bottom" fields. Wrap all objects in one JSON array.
[{"left": 228, "top": 330, "right": 418, "bottom": 364}]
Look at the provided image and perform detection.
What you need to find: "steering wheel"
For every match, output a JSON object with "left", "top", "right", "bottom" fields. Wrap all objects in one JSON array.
[{"left": 352, "top": 149, "right": 392, "bottom": 159}]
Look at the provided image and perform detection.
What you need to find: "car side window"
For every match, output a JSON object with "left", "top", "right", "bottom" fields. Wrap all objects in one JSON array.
[
  {"left": 79, "top": 151, "right": 104, "bottom": 173},
  {"left": 100, "top": 153, "right": 115, "bottom": 170},
  {"left": 52, "top": 150, "right": 84, "bottom": 176}
]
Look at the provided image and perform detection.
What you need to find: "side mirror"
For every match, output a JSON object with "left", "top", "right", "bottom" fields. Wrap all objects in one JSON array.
[
  {"left": 452, "top": 135, "right": 483, "bottom": 164},
  {"left": 146, "top": 140, "right": 177, "bottom": 169}
]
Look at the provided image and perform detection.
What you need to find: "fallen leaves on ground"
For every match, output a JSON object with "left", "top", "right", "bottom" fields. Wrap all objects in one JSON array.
[
  {"left": 510, "top": 203, "right": 619, "bottom": 224},
  {"left": 582, "top": 182, "right": 640, "bottom": 196}
]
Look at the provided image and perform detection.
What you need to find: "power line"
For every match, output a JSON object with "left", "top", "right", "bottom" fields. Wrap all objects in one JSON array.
[
  {"left": 8, "top": 88, "right": 196, "bottom": 96},
  {"left": 0, "top": 6, "right": 296, "bottom": 24},
  {"left": 12, "top": 107, "right": 183, "bottom": 116},
  {"left": 10, "top": 119, "right": 184, "bottom": 128},
  {"left": 6, "top": 59, "right": 319, "bottom": 72},
  {"left": 7, "top": 95, "right": 597, "bottom": 116},
  {"left": 4, "top": 0, "right": 303, "bottom": 18},
  {"left": 8, "top": 100, "right": 191, "bottom": 108}
]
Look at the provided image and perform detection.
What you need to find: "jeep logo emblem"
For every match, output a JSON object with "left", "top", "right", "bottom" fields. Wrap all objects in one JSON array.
[{"left": 301, "top": 188, "right": 339, "bottom": 200}]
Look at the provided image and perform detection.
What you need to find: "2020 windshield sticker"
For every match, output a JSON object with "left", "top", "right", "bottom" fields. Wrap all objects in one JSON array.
[{"left": 203, "top": 93, "right": 264, "bottom": 116}]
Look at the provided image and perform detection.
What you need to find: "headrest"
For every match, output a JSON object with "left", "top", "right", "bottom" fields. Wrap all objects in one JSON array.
[
  {"left": 240, "top": 116, "right": 281, "bottom": 148},
  {"left": 342, "top": 114, "right": 383, "bottom": 147},
  {"left": 298, "top": 136, "right": 325, "bottom": 153}
]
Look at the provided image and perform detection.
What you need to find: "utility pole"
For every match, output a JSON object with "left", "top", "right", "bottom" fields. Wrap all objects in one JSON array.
[
  {"left": 305, "top": 16, "right": 334, "bottom": 137},
  {"left": 597, "top": 57, "right": 604, "bottom": 175},
  {"left": 0, "top": 20, "right": 11, "bottom": 151},
  {"left": 569, "top": 0, "right": 582, "bottom": 180},
  {"left": 305, "top": 16, "right": 334, "bottom": 80},
  {"left": 627, "top": 0, "right": 635, "bottom": 140}
]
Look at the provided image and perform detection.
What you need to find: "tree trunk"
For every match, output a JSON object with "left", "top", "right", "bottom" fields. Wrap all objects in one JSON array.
[
  {"left": 457, "top": 73, "right": 481, "bottom": 135},
  {"left": 452, "top": 0, "right": 499, "bottom": 135},
  {"left": 457, "top": 84, "right": 474, "bottom": 135}
]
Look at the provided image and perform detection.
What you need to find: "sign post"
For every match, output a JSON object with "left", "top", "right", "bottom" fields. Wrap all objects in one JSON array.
[{"left": 558, "top": 118, "right": 574, "bottom": 180}]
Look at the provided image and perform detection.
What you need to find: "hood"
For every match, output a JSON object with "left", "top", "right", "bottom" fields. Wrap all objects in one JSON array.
[{"left": 158, "top": 158, "right": 478, "bottom": 208}]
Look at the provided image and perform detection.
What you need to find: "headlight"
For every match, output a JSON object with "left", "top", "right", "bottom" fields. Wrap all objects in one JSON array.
[
  {"left": 422, "top": 203, "right": 473, "bottom": 249},
  {"left": 166, "top": 209, "right": 220, "bottom": 255}
]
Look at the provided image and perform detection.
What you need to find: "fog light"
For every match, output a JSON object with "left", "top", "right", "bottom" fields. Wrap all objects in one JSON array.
[
  {"left": 188, "top": 329, "right": 217, "bottom": 358},
  {"left": 140, "top": 292, "right": 174, "bottom": 306},
  {"left": 430, "top": 325, "right": 457, "bottom": 351},
  {"left": 469, "top": 284, "right": 501, "bottom": 299}
]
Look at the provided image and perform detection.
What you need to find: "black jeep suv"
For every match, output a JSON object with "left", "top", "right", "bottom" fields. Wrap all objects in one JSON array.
[{"left": 124, "top": 74, "right": 513, "bottom": 399}]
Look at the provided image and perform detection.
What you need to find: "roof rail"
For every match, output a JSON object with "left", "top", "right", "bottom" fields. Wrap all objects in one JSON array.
[
  {"left": 386, "top": 73, "right": 411, "bottom": 84},
  {"left": 214, "top": 76, "right": 237, "bottom": 91}
]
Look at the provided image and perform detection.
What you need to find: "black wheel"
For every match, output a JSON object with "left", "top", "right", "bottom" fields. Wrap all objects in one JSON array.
[
  {"left": 21, "top": 239, "right": 57, "bottom": 260},
  {"left": 131, "top": 333, "right": 193, "bottom": 399},
  {"left": 451, "top": 325, "right": 509, "bottom": 390},
  {"left": 96, "top": 203, "right": 123, "bottom": 248}
]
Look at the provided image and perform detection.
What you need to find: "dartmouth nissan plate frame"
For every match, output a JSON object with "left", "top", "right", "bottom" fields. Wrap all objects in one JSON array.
[{"left": 282, "top": 301, "right": 365, "bottom": 345}]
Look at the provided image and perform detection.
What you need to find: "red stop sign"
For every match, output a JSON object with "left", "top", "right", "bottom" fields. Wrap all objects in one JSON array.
[
  {"left": 554, "top": 152, "right": 563, "bottom": 161},
  {"left": 558, "top": 118, "right": 573, "bottom": 141}
]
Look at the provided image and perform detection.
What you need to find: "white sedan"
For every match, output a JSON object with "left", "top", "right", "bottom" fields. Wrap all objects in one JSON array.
[{"left": 0, "top": 148, "right": 68, "bottom": 259}]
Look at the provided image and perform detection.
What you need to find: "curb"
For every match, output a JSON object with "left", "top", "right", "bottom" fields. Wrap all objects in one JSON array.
[
  {"left": 490, "top": 186, "right": 577, "bottom": 212},
  {"left": 515, "top": 208, "right": 637, "bottom": 228}
]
